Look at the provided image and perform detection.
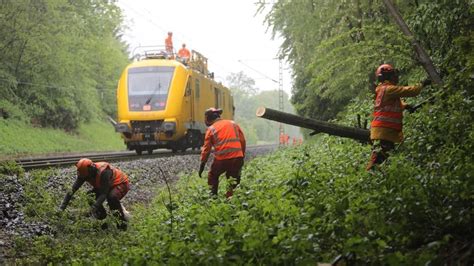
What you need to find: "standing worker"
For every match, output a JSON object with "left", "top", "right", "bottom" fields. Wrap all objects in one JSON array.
[
  {"left": 59, "top": 158, "right": 131, "bottom": 230},
  {"left": 164, "top": 31, "right": 173, "bottom": 58},
  {"left": 279, "top": 132, "right": 285, "bottom": 145},
  {"left": 366, "top": 63, "right": 431, "bottom": 170},
  {"left": 199, "top": 108, "right": 246, "bottom": 198},
  {"left": 177, "top": 43, "right": 191, "bottom": 64}
]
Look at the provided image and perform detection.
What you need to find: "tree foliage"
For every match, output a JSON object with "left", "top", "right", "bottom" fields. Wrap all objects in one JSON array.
[
  {"left": 261, "top": 0, "right": 472, "bottom": 121},
  {"left": 0, "top": 0, "right": 129, "bottom": 131}
]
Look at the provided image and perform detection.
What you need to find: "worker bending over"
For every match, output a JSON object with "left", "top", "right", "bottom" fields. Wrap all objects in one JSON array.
[{"left": 60, "top": 158, "right": 130, "bottom": 230}]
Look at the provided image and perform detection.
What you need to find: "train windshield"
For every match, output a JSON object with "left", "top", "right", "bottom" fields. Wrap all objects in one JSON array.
[{"left": 127, "top": 66, "right": 175, "bottom": 111}]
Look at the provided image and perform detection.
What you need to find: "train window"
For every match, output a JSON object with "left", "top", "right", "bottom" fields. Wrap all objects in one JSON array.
[
  {"left": 185, "top": 78, "right": 191, "bottom": 96},
  {"left": 127, "top": 66, "right": 174, "bottom": 111},
  {"left": 214, "top": 88, "right": 222, "bottom": 108},
  {"left": 195, "top": 79, "right": 200, "bottom": 98}
]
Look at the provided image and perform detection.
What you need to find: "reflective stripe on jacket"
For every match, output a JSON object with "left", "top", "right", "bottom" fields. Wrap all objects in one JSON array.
[
  {"left": 370, "top": 85, "right": 403, "bottom": 131},
  {"left": 87, "top": 162, "right": 129, "bottom": 188},
  {"left": 201, "top": 119, "right": 246, "bottom": 162}
]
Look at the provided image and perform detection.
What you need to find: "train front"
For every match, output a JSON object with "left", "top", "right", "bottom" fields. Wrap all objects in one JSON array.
[{"left": 115, "top": 59, "right": 187, "bottom": 154}]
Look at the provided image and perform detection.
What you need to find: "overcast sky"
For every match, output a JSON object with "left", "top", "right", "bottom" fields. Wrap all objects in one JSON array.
[{"left": 117, "top": 0, "right": 293, "bottom": 95}]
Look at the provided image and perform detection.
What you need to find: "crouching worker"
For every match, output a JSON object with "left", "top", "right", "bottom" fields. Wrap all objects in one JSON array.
[
  {"left": 59, "top": 158, "right": 131, "bottom": 230},
  {"left": 199, "top": 108, "right": 246, "bottom": 198}
]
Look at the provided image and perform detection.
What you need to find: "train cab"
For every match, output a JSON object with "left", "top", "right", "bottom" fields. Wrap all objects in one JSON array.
[{"left": 114, "top": 46, "right": 233, "bottom": 154}]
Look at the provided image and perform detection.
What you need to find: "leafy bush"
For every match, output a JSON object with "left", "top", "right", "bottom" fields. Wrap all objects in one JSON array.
[
  {"left": 0, "top": 160, "right": 24, "bottom": 177},
  {"left": 13, "top": 120, "right": 472, "bottom": 264},
  {"left": 0, "top": 99, "right": 28, "bottom": 123}
]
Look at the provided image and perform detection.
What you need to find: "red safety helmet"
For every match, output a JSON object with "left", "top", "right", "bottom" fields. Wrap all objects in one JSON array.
[
  {"left": 376, "top": 63, "right": 398, "bottom": 84},
  {"left": 376, "top": 64, "right": 394, "bottom": 77},
  {"left": 76, "top": 158, "right": 93, "bottom": 177},
  {"left": 204, "top": 108, "right": 223, "bottom": 126}
]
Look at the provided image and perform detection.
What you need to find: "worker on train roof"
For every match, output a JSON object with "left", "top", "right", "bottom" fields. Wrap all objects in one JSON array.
[
  {"left": 165, "top": 31, "right": 173, "bottom": 58},
  {"left": 177, "top": 43, "right": 191, "bottom": 64}
]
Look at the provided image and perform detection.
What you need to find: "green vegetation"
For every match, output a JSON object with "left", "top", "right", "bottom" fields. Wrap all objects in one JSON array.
[
  {"left": 11, "top": 100, "right": 473, "bottom": 263},
  {"left": 1, "top": 0, "right": 473, "bottom": 264},
  {"left": 0, "top": 119, "right": 124, "bottom": 157},
  {"left": 0, "top": 0, "right": 129, "bottom": 131},
  {"left": 262, "top": 0, "right": 472, "bottom": 122},
  {"left": 0, "top": 160, "right": 24, "bottom": 176}
]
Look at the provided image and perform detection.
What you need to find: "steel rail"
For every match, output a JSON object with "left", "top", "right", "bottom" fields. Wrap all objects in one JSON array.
[
  {"left": 13, "top": 149, "right": 200, "bottom": 171},
  {"left": 10, "top": 144, "right": 277, "bottom": 171}
]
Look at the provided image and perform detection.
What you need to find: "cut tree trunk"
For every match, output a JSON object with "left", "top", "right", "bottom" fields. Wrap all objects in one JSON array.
[{"left": 256, "top": 107, "right": 370, "bottom": 143}]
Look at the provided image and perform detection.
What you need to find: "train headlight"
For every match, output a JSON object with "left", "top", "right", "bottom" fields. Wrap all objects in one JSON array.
[
  {"left": 115, "top": 123, "right": 131, "bottom": 133},
  {"left": 162, "top": 122, "right": 176, "bottom": 133}
]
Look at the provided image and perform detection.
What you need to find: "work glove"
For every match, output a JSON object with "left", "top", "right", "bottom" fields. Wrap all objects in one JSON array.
[
  {"left": 404, "top": 104, "right": 417, "bottom": 113},
  {"left": 59, "top": 193, "right": 72, "bottom": 211},
  {"left": 89, "top": 205, "right": 100, "bottom": 218},
  {"left": 422, "top": 78, "right": 432, "bottom": 87},
  {"left": 198, "top": 162, "right": 205, "bottom": 178}
]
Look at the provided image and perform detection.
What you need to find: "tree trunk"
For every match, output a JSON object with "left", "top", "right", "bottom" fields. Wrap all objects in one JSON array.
[
  {"left": 256, "top": 107, "right": 370, "bottom": 143},
  {"left": 382, "top": 0, "right": 443, "bottom": 85}
]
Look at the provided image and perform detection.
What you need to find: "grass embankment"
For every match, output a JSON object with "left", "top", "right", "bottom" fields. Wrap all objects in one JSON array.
[{"left": 0, "top": 119, "right": 125, "bottom": 158}]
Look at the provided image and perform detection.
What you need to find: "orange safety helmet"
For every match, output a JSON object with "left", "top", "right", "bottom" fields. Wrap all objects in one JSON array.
[
  {"left": 76, "top": 158, "right": 93, "bottom": 177},
  {"left": 204, "top": 108, "right": 223, "bottom": 126}
]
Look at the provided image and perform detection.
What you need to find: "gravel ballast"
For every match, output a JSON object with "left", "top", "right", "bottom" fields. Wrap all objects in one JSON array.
[{"left": 0, "top": 145, "right": 277, "bottom": 262}]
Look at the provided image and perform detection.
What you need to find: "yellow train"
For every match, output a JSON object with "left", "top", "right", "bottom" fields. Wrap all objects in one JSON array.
[{"left": 114, "top": 47, "right": 234, "bottom": 154}]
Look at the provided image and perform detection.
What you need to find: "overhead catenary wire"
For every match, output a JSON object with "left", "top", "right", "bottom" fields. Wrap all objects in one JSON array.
[
  {"left": 118, "top": 1, "right": 237, "bottom": 83},
  {"left": 238, "top": 60, "right": 278, "bottom": 83}
]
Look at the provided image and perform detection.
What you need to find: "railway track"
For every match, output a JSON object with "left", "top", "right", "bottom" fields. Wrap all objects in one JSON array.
[
  {"left": 13, "top": 149, "right": 200, "bottom": 171},
  {"left": 10, "top": 144, "right": 277, "bottom": 171}
]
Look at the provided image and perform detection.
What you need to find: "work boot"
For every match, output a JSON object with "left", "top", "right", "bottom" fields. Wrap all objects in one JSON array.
[{"left": 366, "top": 151, "right": 378, "bottom": 171}]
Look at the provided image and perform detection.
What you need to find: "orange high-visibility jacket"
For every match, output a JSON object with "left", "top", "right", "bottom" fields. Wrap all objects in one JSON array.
[
  {"left": 371, "top": 84, "right": 404, "bottom": 131},
  {"left": 178, "top": 48, "right": 190, "bottom": 58},
  {"left": 370, "top": 81, "right": 422, "bottom": 143},
  {"left": 86, "top": 162, "right": 129, "bottom": 188},
  {"left": 165, "top": 36, "right": 173, "bottom": 51},
  {"left": 201, "top": 119, "right": 246, "bottom": 162}
]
